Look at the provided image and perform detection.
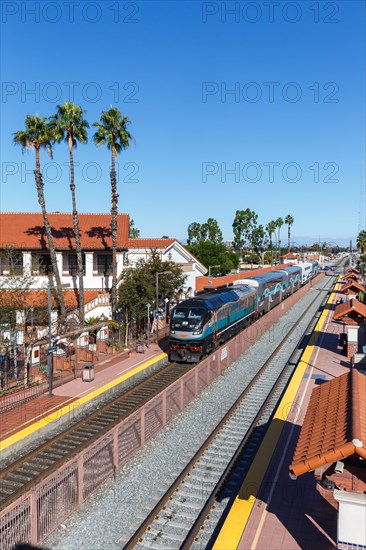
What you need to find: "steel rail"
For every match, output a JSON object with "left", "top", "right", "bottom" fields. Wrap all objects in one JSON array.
[
  {"left": 183, "top": 277, "right": 333, "bottom": 548},
  {"left": 124, "top": 274, "right": 335, "bottom": 549},
  {"left": 0, "top": 361, "right": 193, "bottom": 511},
  {"left": 0, "top": 271, "right": 335, "bottom": 524}
]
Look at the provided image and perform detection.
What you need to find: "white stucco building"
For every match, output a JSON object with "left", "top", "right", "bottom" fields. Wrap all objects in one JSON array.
[{"left": 0, "top": 212, "right": 206, "bottom": 319}]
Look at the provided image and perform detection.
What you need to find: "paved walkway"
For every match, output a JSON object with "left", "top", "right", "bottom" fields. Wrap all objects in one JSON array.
[
  {"left": 0, "top": 344, "right": 165, "bottom": 444},
  {"left": 237, "top": 285, "right": 351, "bottom": 549}
]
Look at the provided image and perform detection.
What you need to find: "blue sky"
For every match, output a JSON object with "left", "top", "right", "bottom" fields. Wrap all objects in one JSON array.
[{"left": 1, "top": 0, "right": 365, "bottom": 246}]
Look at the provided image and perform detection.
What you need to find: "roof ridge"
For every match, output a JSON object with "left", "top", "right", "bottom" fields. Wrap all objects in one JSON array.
[
  {"left": 1, "top": 212, "right": 129, "bottom": 216},
  {"left": 351, "top": 368, "right": 363, "bottom": 449}
]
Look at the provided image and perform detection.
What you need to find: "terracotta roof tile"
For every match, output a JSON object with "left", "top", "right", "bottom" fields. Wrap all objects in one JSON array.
[
  {"left": 333, "top": 299, "right": 366, "bottom": 320},
  {"left": 0, "top": 289, "right": 106, "bottom": 308},
  {"left": 342, "top": 281, "right": 364, "bottom": 292},
  {"left": 127, "top": 238, "right": 176, "bottom": 248},
  {"left": 0, "top": 213, "right": 129, "bottom": 250},
  {"left": 341, "top": 274, "right": 359, "bottom": 282},
  {"left": 290, "top": 370, "right": 366, "bottom": 477}
]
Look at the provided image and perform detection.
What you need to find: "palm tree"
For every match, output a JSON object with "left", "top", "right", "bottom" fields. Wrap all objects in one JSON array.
[
  {"left": 93, "top": 107, "right": 132, "bottom": 319},
  {"left": 275, "top": 217, "right": 284, "bottom": 261},
  {"left": 357, "top": 230, "right": 366, "bottom": 253},
  {"left": 13, "top": 115, "right": 66, "bottom": 319},
  {"left": 285, "top": 214, "right": 294, "bottom": 252},
  {"left": 266, "top": 220, "right": 276, "bottom": 265},
  {"left": 49, "top": 102, "right": 89, "bottom": 323}
]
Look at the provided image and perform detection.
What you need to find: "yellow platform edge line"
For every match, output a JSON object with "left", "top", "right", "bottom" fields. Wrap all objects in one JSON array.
[
  {"left": 0, "top": 352, "right": 167, "bottom": 451},
  {"left": 214, "top": 279, "right": 340, "bottom": 550}
]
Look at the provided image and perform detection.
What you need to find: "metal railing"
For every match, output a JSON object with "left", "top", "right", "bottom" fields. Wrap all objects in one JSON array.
[
  {"left": 0, "top": 275, "right": 325, "bottom": 548},
  {"left": 83, "top": 294, "right": 110, "bottom": 314}
]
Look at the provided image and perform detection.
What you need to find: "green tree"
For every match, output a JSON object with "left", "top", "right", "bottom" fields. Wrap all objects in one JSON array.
[
  {"left": 187, "top": 241, "right": 239, "bottom": 275},
  {"left": 265, "top": 220, "right": 276, "bottom": 265},
  {"left": 187, "top": 218, "right": 223, "bottom": 245},
  {"left": 232, "top": 209, "right": 258, "bottom": 262},
  {"left": 284, "top": 214, "right": 294, "bottom": 252},
  {"left": 357, "top": 230, "right": 366, "bottom": 253},
  {"left": 13, "top": 115, "right": 66, "bottom": 319},
  {"left": 129, "top": 219, "right": 140, "bottom": 238},
  {"left": 187, "top": 222, "right": 202, "bottom": 245},
  {"left": 0, "top": 258, "right": 50, "bottom": 386},
  {"left": 252, "top": 225, "right": 267, "bottom": 264},
  {"left": 93, "top": 107, "right": 133, "bottom": 319},
  {"left": 50, "top": 102, "right": 89, "bottom": 323},
  {"left": 118, "top": 251, "right": 185, "bottom": 343},
  {"left": 275, "top": 217, "right": 284, "bottom": 260},
  {"left": 205, "top": 217, "right": 223, "bottom": 244}
]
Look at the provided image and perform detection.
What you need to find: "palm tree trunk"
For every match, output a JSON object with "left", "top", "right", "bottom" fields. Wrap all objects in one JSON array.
[
  {"left": 288, "top": 225, "right": 291, "bottom": 253},
  {"left": 274, "top": 233, "right": 278, "bottom": 262},
  {"left": 34, "top": 147, "right": 66, "bottom": 320},
  {"left": 68, "top": 140, "right": 84, "bottom": 322},
  {"left": 270, "top": 235, "right": 273, "bottom": 265},
  {"left": 110, "top": 146, "right": 118, "bottom": 320}
]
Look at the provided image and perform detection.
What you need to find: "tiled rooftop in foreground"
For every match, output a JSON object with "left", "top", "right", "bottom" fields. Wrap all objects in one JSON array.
[{"left": 290, "top": 369, "right": 366, "bottom": 477}]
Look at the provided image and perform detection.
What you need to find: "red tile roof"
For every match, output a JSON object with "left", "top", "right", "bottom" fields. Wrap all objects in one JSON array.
[
  {"left": 127, "top": 238, "right": 176, "bottom": 248},
  {"left": 0, "top": 289, "right": 107, "bottom": 308},
  {"left": 290, "top": 370, "right": 366, "bottom": 477},
  {"left": 0, "top": 213, "right": 129, "bottom": 250},
  {"left": 342, "top": 281, "right": 365, "bottom": 292},
  {"left": 281, "top": 253, "right": 299, "bottom": 258},
  {"left": 341, "top": 273, "right": 359, "bottom": 281},
  {"left": 333, "top": 299, "right": 366, "bottom": 321}
]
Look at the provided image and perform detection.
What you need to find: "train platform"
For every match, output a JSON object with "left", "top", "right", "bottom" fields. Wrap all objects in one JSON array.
[
  {"left": 214, "top": 281, "right": 358, "bottom": 550},
  {"left": 0, "top": 344, "right": 167, "bottom": 458}
]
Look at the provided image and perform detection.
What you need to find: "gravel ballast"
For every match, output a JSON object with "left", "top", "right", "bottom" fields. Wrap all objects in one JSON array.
[{"left": 44, "top": 277, "right": 333, "bottom": 550}]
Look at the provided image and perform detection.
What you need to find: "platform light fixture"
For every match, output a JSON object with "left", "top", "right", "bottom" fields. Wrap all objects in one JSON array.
[{"left": 164, "top": 297, "right": 169, "bottom": 332}]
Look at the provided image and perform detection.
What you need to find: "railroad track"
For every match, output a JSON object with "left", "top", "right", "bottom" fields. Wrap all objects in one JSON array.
[
  {"left": 124, "top": 274, "right": 336, "bottom": 550},
  {"left": 0, "top": 273, "right": 335, "bottom": 528},
  {"left": 0, "top": 361, "right": 195, "bottom": 511}
]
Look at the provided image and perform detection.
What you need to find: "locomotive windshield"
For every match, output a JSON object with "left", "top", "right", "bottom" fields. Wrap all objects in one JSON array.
[{"left": 171, "top": 307, "right": 206, "bottom": 331}]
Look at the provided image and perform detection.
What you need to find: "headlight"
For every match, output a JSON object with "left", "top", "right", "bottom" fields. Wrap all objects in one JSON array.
[
  {"left": 170, "top": 330, "right": 175, "bottom": 334},
  {"left": 193, "top": 329, "right": 202, "bottom": 335}
]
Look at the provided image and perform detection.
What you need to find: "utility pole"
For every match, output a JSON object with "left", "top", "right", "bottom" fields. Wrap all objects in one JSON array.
[{"left": 350, "top": 239, "right": 353, "bottom": 267}]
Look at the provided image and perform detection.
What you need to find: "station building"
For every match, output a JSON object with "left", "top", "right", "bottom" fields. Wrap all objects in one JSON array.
[{"left": 0, "top": 212, "right": 207, "bottom": 321}]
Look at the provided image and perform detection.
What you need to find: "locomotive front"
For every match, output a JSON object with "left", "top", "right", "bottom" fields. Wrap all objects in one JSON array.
[{"left": 169, "top": 300, "right": 211, "bottom": 363}]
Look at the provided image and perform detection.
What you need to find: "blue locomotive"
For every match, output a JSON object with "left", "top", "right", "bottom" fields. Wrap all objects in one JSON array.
[
  {"left": 169, "top": 284, "right": 257, "bottom": 362},
  {"left": 168, "top": 262, "right": 318, "bottom": 363}
]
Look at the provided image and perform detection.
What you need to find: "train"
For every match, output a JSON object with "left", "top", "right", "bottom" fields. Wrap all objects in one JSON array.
[{"left": 168, "top": 261, "right": 319, "bottom": 363}]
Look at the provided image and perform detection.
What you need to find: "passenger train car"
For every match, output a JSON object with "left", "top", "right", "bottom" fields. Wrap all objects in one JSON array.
[{"left": 168, "top": 262, "right": 318, "bottom": 363}]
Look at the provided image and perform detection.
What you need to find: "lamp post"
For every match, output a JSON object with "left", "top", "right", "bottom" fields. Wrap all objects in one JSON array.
[
  {"left": 155, "top": 271, "right": 172, "bottom": 343},
  {"left": 164, "top": 297, "right": 169, "bottom": 334},
  {"left": 208, "top": 265, "right": 220, "bottom": 284},
  {"left": 47, "top": 282, "right": 70, "bottom": 397},
  {"left": 146, "top": 303, "right": 151, "bottom": 348}
]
